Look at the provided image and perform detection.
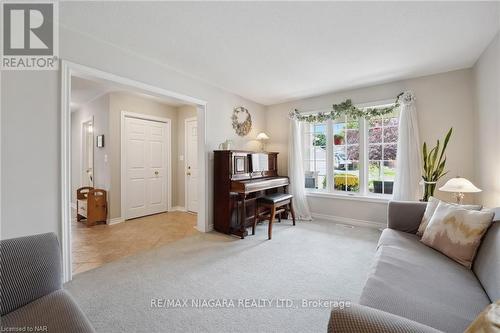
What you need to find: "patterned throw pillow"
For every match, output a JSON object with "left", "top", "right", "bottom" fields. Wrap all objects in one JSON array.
[
  {"left": 421, "top": 201, "right": 494, "bottom": 268},
  {"left": 464, "top": 300, "right": 500, "bottom": 333},
  {"left": 416, "top": 196, "right": 482, "bottom": 236}
]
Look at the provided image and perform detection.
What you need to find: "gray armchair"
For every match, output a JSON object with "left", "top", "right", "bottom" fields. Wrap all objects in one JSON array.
[
  {"left": 329, "top": 304, "right": 441, "bottom": 333},
  {"left": 0, "top": 233, "right": 95, "bottom": 333}
]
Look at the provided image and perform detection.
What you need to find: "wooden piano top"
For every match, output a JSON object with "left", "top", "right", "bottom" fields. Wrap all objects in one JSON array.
[
  {"left": 231, "top": 176, "right": 289, "bottom": 194},
  {"left": 214, "top": 150, "right": 279, "bottom": 154}
]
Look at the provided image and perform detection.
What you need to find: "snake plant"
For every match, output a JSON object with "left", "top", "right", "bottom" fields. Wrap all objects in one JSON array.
[{"left": 422, "top": 128, "right": 453, "bottom": 201}]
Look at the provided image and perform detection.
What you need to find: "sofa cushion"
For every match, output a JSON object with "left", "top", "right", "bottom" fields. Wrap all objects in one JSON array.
[
  {"left": 420, "top": 202, "right": 494, "bottom": 268},
  {"left": 416, "top": 196, "right": 482, "bottom": 236},
  {"left": 464, "top": 300, "right": 500, "bottom": 333},
  {"left": 0, "top": 290, "right": 95, "bottom": 333},
  {"left": 360, "top": 229, "right": 490, "bottom": 333}
]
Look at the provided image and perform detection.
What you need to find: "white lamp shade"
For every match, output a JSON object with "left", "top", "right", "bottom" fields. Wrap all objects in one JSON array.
[
  {"left": 439, "top": 177, "right": 482, "bottom": 193},
  {"left": 256, "top": 132, "right": 270, "bottom": 140}
]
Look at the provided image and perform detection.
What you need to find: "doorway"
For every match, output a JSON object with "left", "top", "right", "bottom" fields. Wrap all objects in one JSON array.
[
  {"left": 61, "top": 61, "right": 209, "bottom": 282},
  {"left": 185, "top": 117, "right": 198, "bottom": 213}
]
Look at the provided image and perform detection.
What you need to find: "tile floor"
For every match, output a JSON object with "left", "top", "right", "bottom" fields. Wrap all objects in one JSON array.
[{"left": 72, "top": 211, "right": 198, "bottom": 274}]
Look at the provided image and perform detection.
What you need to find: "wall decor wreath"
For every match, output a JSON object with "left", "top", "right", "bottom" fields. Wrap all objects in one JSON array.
[{"left": 232, "top": 106, "right": 252, "bottom": 136}]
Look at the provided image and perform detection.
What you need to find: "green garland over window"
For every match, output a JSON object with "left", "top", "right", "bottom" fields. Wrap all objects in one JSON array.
[{"left": 289, "top": 95, "right": 401, "bottom": 123}]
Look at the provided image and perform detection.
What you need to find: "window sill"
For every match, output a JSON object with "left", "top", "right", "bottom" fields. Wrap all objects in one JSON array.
[{"left": 305, "top": 190, "right": 391, "bottom": 204}]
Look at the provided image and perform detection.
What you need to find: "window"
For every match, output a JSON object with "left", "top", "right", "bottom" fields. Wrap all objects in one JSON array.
[
  {"left": 367, "top": 113, "right": 398, "bottom": 195},
  {"left": 302, "top": 104, "right": 399, "bottom": 197},
  {"left": 333, "top": 116, "right": 360, "bottom": 193},
  {"left": 303, "top": 122, "right": 327, "bottom": 190}
]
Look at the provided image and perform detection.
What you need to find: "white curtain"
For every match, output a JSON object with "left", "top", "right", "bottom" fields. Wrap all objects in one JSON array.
[
  {"left": 288, "top": 119, "right": 312, "bottom": 220},
  {"left": 393, "top": 91, "right": 422, "bottom": 201}
]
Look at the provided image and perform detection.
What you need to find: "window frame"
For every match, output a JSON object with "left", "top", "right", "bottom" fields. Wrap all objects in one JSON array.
[
  {"left": 302, "top": 100, "right": 397, "bottom": 199},
  {"left": 302, "top": 122, "right": 328, "bottom": 190},
  {"left": 325, "top": 116, "right": 363, "bottom": 195}
]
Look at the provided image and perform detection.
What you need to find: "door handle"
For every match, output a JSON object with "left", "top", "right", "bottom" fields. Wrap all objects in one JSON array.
[
  {"left": 187, "top": 172, "right": 191, "bottom": 176},
  {"left": 154, "top": 171, "right": 159, "bottom": 176}
]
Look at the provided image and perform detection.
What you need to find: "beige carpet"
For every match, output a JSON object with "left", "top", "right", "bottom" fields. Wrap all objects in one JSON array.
[{"left": 65, "top": 219, "right": 381, "bottom": 333}]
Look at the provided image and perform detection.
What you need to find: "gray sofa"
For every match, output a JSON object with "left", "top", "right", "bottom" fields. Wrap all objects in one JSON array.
[
  {"left": 329, "top": 201, "right": 499, "bottom": 333},
  {"left": 0, "top": 233, "right": 95, "bottom": 333}
]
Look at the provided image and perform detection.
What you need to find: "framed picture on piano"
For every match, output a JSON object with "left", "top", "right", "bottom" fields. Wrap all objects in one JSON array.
[{"left": 234, "top": 155, "right": 247, "bottom": 174}]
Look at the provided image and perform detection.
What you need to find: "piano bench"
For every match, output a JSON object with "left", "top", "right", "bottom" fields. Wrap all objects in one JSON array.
[{"left": 255, "top": 194, "right": 296, "bottom": 240}]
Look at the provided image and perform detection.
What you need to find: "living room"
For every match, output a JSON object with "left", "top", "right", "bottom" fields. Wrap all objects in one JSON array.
[{"left": 1, "top": 2, "right": 499, "bottom": 333}]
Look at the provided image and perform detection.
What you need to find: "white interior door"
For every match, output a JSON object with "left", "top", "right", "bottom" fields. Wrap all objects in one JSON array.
[
  {"left": 124, "top": 117, "right": 168, "bottom": 219},
  {"left": 185, "top": 118, "right": 198, "bottom": 213}
]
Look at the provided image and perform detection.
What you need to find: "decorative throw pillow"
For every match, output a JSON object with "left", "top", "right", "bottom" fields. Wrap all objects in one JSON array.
[
  {"left": 421, "top": 201, "right": 494, "bottom": 268},
  {"left": 464, "top": 300, "right": 500, "bottom": 333},
  {"left": 416, "top": 196, "right": 482, "bottom": 236}
]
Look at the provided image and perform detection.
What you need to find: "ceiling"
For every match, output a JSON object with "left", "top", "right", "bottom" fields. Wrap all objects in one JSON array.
[
  {"left": 71, "top": 76, "right": 187, "bottom": 110},
  {"left": 71, "top": 76, "right": 113, "bottom": 110},
  {"left": 61, "top": 2, "right": 500, "bottom": 105}
]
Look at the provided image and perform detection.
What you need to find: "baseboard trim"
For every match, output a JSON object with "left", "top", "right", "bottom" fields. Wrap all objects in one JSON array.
[
  {"left": 171, "top": 206, "right": 187, "bottom": 212},
  {"left": 107, "top": 217, "right": 125, "bottom": 225},
  {"left": 311, "top": 213, "right": 385, "bottom": 230}
]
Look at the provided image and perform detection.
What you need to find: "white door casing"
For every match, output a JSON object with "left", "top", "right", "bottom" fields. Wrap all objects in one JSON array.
[
  {"left": 185, "top": 118, "right": 198, "bottom": 213},
  {"left": 61, "top": 61, "right": 208, "bottom": 283},
  {"left": 122, "top": 112, "right": 171, "bottom": 220}
]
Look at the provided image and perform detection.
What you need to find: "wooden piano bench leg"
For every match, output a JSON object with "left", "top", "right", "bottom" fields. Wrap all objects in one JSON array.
[
  {"left": 252, "top": 212, "right": 257, "bottom": 236},
  {"left": 289, "top": 200, "right": 296, "bottom": 226},
  {"left": 268, "top": 205, "right": 276, "bottom": 240}
]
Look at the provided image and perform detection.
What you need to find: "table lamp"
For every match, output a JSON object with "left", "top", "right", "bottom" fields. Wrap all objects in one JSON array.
[
  {"left": 256, "top": 132, "right": 269, "bottom": 151},
  {"left": 438, "top": 177, "right": 481, "bottom": 204}
]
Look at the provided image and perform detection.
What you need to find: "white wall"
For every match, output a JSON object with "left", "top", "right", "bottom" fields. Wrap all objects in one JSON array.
[
  {"left": 1, "top": 22, "right": 266, "bottom": 240},
  {"left": 1, "top": 71, "right": 59, "bottom": 239},
  {"left": 266, "top": 69, "right": 477, "bottom": 225},
  {"left": 473, "top": 32, "right": 500, "bottom": 208}
]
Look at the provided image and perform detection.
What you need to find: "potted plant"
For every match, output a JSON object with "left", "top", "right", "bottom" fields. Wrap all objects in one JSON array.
[
  {"left": 373, "top": 180, "right": 393, "bottom": 194},
  {"left": 421, "top": 128, "right": 453, "bottom": 201},
  {"left": 334, "top": 134, "right": 344, "bottom": 145}
]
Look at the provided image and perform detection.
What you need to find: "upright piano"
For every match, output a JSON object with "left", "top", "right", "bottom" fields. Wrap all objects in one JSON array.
[{"left": 213, "top": 150, "right": 289, "bottom": 238}]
